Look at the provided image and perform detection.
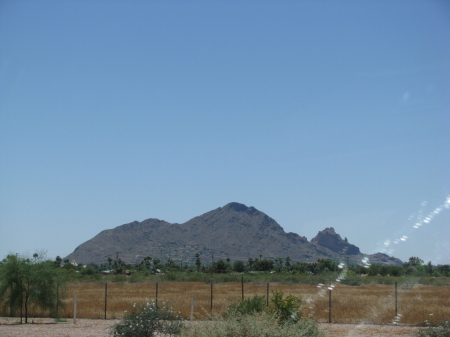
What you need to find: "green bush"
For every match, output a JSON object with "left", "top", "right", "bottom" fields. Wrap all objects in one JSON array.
[
  {"left": 228, "top": 295, "right": 266, "bottom": 316},
  {"left": 109, "top": 301, "right": 183, "bottom": 337},
  {"left": 416, "top": 321, "right": 450, "bottom": 337},
  {"left": 181, "top": 311, "right": 323, "bottom": 337},
  {"left": 270, "top": 290, "right": 303, "bottom": 323},
  {"left": 340, "top": 275, "right": 361, "bottom": 286}
]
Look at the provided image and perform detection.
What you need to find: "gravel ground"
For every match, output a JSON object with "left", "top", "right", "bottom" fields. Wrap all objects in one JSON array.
[{"left": 0, "top": 318, "right": 420, "bottom": 337}]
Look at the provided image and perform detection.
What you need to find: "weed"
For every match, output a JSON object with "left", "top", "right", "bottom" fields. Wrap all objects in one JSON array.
[
  {"left": 227, "top": 295, "right": 266, "bottom": 316},
  {"left": 181, "top": 311, "right": 323, "bottom": 337},
  {"left": 109, "top": 301, "right": 183, "bottom": 337},
  {"left": 270, "top": 290, "right": 303, "bottom": 323},
  {"left": 416, "top": 320, "right": 450, "bottom": 337}
]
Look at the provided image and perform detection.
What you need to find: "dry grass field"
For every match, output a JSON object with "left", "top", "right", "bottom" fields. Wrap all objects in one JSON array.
[{"left": 20, "top": 282, "right": 450, "bottom": 325}]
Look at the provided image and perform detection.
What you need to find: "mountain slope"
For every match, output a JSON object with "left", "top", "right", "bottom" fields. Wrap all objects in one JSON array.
[{"left": 65, "top": 202, "right": 402, "bottom": 266}]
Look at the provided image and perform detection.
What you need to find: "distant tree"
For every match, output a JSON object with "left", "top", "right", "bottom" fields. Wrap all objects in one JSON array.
[
  {"left": 165, "top": 259, "right": 177, "bottom": 269},
  {"left": 143, "top": 256, "right": 152, "bottom": 270},
  {"left": 438, "top": 265, "right": 450, "bottom": 276},
  {"left": 277, "top": 258, "right": 284, "bottom": 271},
  {"left": 153, "top": 258, "right": 162, "bottom": 271},
  {"left": 107, "top": 257, "right": 113, "bottom": 269},
  {"left": 316, "top": 259, "right": 337, "bottom": 273},
  {"left": 285, "top": 257, "right": 291, "bottom": 268},
  {"left": 195, "top": 253, "right": 201, "bottom": 271},
  {"left": 0, "top": 252, "right": 66, "bottom": 323},
  {"left": 63, "top": 258, "right": 70, "bottom": 265},
  {"left": 54, "top": 256, "right": 62, "bottom": 268},
  {"left": 213, "top": 259, "right": 227, "bottom": 273},
  {"left": 233, "top": 260, "right": 245, "bottom": 272},
  {"left": 405, "top": 257, "right": 424, "bottom": 267},
  {"left": 248, "top": 258, "right": 254, "bottom": 271},
  {"left": 254, "top": 259, "right": 274, "bottom": 271},
  {"left": 425, "top": 261, "right": 433, "bottom": 276},
  {"left": 226, "top": 257, "right": 230, "bottom": 264}
]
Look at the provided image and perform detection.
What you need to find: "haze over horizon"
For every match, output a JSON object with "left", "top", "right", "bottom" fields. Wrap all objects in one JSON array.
[{"left": 1, "top": 1, "right": 449, "bottom": 264}]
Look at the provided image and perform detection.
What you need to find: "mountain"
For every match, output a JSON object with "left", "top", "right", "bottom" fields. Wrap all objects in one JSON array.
[{"left": 65, "top": 202, "right": 402, "bottom": 266}]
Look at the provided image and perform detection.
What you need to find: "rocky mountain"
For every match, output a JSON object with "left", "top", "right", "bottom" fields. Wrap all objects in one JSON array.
[{"left": 65, "top": 202, "right": 402, "bottom": 266}]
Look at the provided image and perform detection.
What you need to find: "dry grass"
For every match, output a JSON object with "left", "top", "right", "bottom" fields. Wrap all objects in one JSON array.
[{"left": 21, "top": 282, "right": 450, "bottom": 325}]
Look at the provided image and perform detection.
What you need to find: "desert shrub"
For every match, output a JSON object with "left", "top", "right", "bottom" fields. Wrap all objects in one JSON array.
[
  {"left": 340, "top": 275, "right": 361, "bottom": 286},
  {"left": 109, "top": 301, "right": 182, "bottom": 337},
  {"left": 416, "top": 320, "right": 450, "bottom": 337},
  {"left": 80, "top": 266, "right": 96, "bottom": 275},
  {"left": 228, "top": 295, "right": 266, "bottom": 316},
  {"left": 270, "top": 290, "right": 303, "bottom": 323},
  {"left": 110, "top": 275, "right": 127, "bottom": 283},
  {"left": 181, "top": 311, "right": 323, "bottom": 337},
  {"left": 128, "top": 272, "right": 145, "bottom": 283}
]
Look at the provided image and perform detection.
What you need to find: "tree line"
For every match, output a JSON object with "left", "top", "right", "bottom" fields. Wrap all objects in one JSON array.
[{"left": 51, "top": 254, "right": 450, "bottom": 278}]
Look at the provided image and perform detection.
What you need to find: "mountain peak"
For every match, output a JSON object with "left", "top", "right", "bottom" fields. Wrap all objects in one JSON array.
[
  {"left": 224, "top": 202, "right": 250, "bottom": 212},
  {"left": 311, "top": 227, "right": 361, "bottom": 255}
]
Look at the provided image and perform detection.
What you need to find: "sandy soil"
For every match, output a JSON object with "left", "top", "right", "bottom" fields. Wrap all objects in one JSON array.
[{"left": 0, "top": 317, "right": 420, "bottom": 337}]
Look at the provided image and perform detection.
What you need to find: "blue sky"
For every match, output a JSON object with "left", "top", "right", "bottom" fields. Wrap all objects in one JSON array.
[{"left": 1, "top": 1, "right": 449, "bottom": 264}]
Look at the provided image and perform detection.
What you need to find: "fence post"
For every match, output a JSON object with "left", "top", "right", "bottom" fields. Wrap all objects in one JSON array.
[
  {"left": 395, "top": 281, "right": 398, "bottom": 317},
  {"left": 190, "top": 296, "right": 195, "bottom": 321},
  {"left": 210, "top": 282, "right": 213, "bottom": 315},
  {"left": 104, "top": 283, "right": 107, "bottom": 319},
  {"left": 73, "top": 295, "right": 77, "bottom": 324},
  {"left": 241, "top": 277, "right": 244, "bottom": 300},
  {"left": 156, "top": 282, "right": 159, "bottom": 306},
  {"left": 328, "top": 288, "right": 332, "bottom": 323},
  {"left": 266, "top": 282, "right": 269, "bottom": 307}
]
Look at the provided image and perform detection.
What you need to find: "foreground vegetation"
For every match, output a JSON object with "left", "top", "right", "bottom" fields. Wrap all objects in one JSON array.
[
  {"left": 110, "top": 292, "right": 323, "bottom": 337},
  {"left": 0, "top": 252, "right": 66, "bottom": 323}
]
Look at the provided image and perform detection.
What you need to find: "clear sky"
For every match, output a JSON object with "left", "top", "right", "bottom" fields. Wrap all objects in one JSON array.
[{"left": 1, "top": 1, "right": 449, "bottom": 265}]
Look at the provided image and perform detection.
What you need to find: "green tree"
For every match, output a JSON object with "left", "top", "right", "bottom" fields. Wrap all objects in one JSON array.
[
  {"left": 405, "top": 257, "right": 424, "bottom": 267},
  {"left": 165, "top": 258, "right": 177, "bottom": 269},
  {"left": 425, "top": 261, "right": 433, "bottom": 276},
  {"left": 54, "top": 256, "right": 62, "bottom": 268},
  {"left": 438, "top": 264, "right": 450, "bottom": 276},
  {"left": 233, "top": 260, "right": 245, "bottom": 272},
  {"left": 254, "top": 259, "right": 274, "bottom": 271},
  {"left": 285, "top": 257, "right": 291, "bottom": 269},
  {"left": 143, "top": 256, "right": 152, "bottom": 270},
  {"left": 213, "top": 259, "right": 228, "bottom": 273},
  {"left": 0, "top": 253, "right": 66, "bottom": 323},
  {"left": 195, "top": 253, "right": 201, "bottom": 271}
]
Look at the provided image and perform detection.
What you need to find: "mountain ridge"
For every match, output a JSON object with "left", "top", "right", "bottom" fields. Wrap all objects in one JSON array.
[{"left": 65, "top": 202, "right": 402, "bottom": 266}]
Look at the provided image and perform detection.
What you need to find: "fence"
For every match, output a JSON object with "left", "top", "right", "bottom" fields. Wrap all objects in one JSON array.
[{"left": 7, "top": 280, "right": 450, "bottom": 325}]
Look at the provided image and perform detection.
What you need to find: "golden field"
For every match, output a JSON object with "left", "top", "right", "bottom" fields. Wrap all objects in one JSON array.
[{"left": 16, "top": 282, "right": 450, "bottom": 325}]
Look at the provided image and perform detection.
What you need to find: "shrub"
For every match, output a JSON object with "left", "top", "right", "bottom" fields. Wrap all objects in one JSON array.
[
  {"left": 270, "top": 290, "right": 303, "bottom": 323},
  {"left": 109, "top": 301, "right": 183, "bottom": 337},
  {"left": 228, "top": 295, "right": 266, "bottom": 316},
  {"left": 181, "top": 311, "right": 323, "bottom": 337},
  {"left": 340, "top": 275, "right": 361, "bottom": 286},
  {"left": 80, "top": 266, "right": 96, "bottom": 275},
  {"left": 415, "top": 321, "right": 450, "bottom": 337}
]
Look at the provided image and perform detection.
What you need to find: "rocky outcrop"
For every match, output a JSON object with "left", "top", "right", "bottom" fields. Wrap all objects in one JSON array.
[{"left": 311, "top": 227, "right": 360, "bottom": 255}]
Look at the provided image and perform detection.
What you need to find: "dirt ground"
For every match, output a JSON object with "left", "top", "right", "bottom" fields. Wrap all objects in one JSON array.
[{"left": 0, "top": 317, "right": 420, "bottom": 337}]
